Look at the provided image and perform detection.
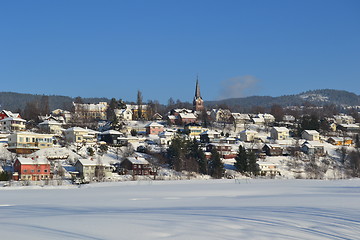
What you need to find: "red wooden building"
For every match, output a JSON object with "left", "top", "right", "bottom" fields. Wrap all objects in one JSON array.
[{"left": 13, "top": 157, "right": 51, "bottom": 181}]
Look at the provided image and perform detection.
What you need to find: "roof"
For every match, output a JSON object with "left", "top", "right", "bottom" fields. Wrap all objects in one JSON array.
[
  {"left": 179, "top": 113, "right": 197, "bottom": 119},
  {"left": 145, "top": 122, "right": 164, "bottom": 128},
  {"left": 38, "top": 120, "right": 62, "bottom": 126},
  {"left": 125, "top": 157, "right": 149, "bottom": 164},
  {"left": 100, "top": 130, "right": 122, "bottom": 135},
  {"left": 76, "top": 158, "right": 112, "bottom": 166},
  {"left": 16, "top": 157, "right": 50, "bottom": 165},
  {"left": 272, "top": 127, "right": 289, "bottom": 132},
  {"left": 302, "top": 130, "right": 319, "bottom": 135},
  {"left": 0, "top": 117, "right": 26, "bottom": 122}
]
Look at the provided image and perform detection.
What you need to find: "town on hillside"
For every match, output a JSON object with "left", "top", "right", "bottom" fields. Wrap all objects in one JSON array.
[{"left": 0, "top": 80, "right": 360, "bottom": 185}]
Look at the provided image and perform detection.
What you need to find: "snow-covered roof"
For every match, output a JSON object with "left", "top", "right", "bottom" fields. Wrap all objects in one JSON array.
[
  {"left": 38, "top": 120, "right": 62, "bottom": 126},
  {"left": 76, "top": 158, "right": 112, "bottom": 166},
  {"left": 145, "top": 122, "right": 164, "bottom": 128},
  {"left": 200, "top": 130, "right": 220, "bottom": 135},
  {"left": 240, "top": 129, "right": 258, "bottom": 134},
  {"left": 179, "top": 113, "right": 197, "bottom": 119},
  {"left": 272, "top": 127, "right": 289, "bottom": 132},
  {"left": 0, "top": 117, "right": 26, "bottom": 122},
  {"left": 125, "top": 157, "right": 149, "bottom": 165},
  {"left": 302, "top": 130, "right": 319, "bottom": 135},
  {"left": 100, "top": 130, "right": 122, "bottom": 135},
  {"left": 17, "top": 157, "right": 49, "bottom": 165}
]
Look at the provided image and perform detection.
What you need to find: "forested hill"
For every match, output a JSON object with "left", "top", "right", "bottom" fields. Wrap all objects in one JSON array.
[
  {"left": 1, "top": 89, "right": 359, "bottom": 112},
  {"left": 0, "top": 92, "right": 109, "bottom": 112},
  {"left": 206, "top": 89, "right": 360, "bottom": 109}
]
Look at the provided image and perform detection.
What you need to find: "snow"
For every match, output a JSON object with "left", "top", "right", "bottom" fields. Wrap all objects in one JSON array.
[{"left": 1, "top": 179, "right": 360, "bottom": 239}]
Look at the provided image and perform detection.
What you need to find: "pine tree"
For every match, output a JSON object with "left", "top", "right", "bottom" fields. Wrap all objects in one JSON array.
[
  {"left": 187, "top": 138, "right": 207, "bottom": 174},
  {"left": 234, "top": 145, "right": 248, "bottom": 173},
  {"left": 209, "top": 149, "right": 224, "bottom": 179},
  {"left": 247, "top": 151, "right": 260, "bottom": 176}
]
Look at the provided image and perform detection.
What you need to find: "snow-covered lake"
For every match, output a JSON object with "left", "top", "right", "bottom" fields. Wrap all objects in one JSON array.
[{"left": 1, "top": 179, "right": 359, "bottom": 239}]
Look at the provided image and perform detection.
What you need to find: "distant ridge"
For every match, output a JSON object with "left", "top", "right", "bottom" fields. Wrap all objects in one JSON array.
[
  {"left": 0, "top": 92, "right": 109, "bottom": 112},
  {"left": 0, "top": 89, "right": 359, "bottom": 112},
  {"left": 206, "top": 89, "right": 360, "bottom": 109}
]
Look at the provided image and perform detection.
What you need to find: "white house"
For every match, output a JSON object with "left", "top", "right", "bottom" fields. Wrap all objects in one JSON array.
[
  {"left": 302, "top": 130, "right": 320, "bottom": 141},
  {"left": 115, "top": 107, "right": 133, "bottom": 121},
  {"left": 74, "top": 158, "right": 114, "bottom": 182},
  {"left": 270, "top": 127, "right": 289, "bottom": 140},
  {"left": 38, "top": 120, "right": 63, "bottom": 135},
  {"left": 64, "top": 127, "right": 98, "bottom": 143},
  {"left": 239, "top": 130, "right": 258, "bottom": 142},
  {"left": 0, "top": 117, "right": 26, "bottom": 132}
]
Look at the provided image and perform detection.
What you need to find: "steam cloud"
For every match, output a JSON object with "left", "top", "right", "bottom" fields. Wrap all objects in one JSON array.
[{"left": 218, "top": 75, "right": 260, "bottom": 99}]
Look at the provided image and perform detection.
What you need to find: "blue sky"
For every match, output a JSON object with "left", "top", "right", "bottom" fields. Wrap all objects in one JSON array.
[{"left": 1, "top": 0, "right": 359, "bottom": 104}]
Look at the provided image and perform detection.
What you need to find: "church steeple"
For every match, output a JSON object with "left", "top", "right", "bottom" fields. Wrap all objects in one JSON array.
[
  {"left": 195, "top": 77, "right": 201, "bottom": 99},
  {"left": 193, "top": 77, "right": 204, "bottom": 112}
]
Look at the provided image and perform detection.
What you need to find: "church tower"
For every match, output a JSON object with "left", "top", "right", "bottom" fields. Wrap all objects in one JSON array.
[{"left": 193, "top": 77, "right": 204, "bottom": 112}]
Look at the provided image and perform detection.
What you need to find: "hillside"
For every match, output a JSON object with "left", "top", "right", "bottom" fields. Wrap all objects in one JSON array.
[
  {"left": 206, "top": 89, "right": 360, "bottom": 108},
  {"left": 0, "top": 92, "right": 109, "bottom": 112}
]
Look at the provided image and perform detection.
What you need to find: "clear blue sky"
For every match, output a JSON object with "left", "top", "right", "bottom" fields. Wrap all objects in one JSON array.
[{"left": 1, "top": 0, "right": 359, "bottom": 104}]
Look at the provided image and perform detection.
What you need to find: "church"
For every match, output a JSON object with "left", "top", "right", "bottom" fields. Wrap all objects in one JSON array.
[{"left": 193, "top": 78, "right": 204, "bottom": 112}]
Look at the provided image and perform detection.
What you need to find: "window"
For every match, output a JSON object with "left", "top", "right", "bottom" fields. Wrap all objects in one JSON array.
[
  {"left": 44, "top": 169, "right": 48, "bottom": 173},
  {"left": 23, "top": 170, "right": 27, "bottom": 173},
  {"left": 31, "top": 170, "right": 34, "bottom": 173},
  {"left": 37, "top": 169, "right": 41, "bottom": 173}
]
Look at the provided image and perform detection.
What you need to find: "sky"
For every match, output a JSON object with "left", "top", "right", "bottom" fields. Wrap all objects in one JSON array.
[{"left": 1, "top": 0, "right": 359, "bottom": 104}]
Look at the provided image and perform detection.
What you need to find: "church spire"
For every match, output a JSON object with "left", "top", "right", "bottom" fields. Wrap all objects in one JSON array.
[
  {"left": 193, "top": 76, "right": 204, "bottom": 112},
  {"left": 195, "top": 76, "right": 201, "bottom": 99}
]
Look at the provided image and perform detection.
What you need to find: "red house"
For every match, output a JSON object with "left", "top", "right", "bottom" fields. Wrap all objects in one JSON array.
[
  {"left": 0, "top": 110, "right": 21, "bottom": 121},
  {"left": 13, "top": 157, "right": 51, "bottom": 181},
  {"left": 145, "top": 122, "right": 164, "bottom": 135},
  {"left": 119, "top": 157, "right": 152, "bottom": 175}
]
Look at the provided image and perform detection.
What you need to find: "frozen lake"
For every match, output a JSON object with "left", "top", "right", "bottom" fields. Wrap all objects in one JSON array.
[{"left": 1, "top": 179, "right": 360, "bottom": 239}]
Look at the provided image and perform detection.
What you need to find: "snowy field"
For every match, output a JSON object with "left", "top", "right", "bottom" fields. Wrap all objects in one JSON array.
[{"left": 1, "top": 179, "right": 360, "bottom": 240}]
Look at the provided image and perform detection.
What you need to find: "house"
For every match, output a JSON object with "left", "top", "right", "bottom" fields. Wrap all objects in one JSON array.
[
  {"left": 38, "top": 120, "right": 63, "bottom": 135},
  {"left": 206, "top": 143, "right": 233, "bottom": 158},
  {"left": 334, "top": 114, "right": 355, "bottom": 125},
  {"left": 152, "top": 113, "right": 163, "bottom": 121},
  {"left": 98, "top": 130, "right": 124, "bottom": 145},
  {"left": 239, "top": 130, "right": 258, "bottom": 142},
  {"left": 270, "top": 127, "right": 289, "bottom": 140},
  {"left": 119, "top": 157, "right": 152, "bottom": 175},
  {"left": 210, "top": 109, "right": 232, "bottom": 123},
  {"left": 7, "top": 132, "right": 54, "bottom": 154},
  {"left": 127, "top": 104, "right": 148, "bottom": 119},
  {"left": 301, "top": 141, "right": 325, "bottom": 155},
  {"left": 258, "top": 162, "right": 280, "bottom": 177},
  {"left": 327, "top": 137, "right": 353, "bottom": 146},
  {"left": 184, "top": 123, "right": 202, "bottom": 137},
  {"left": 337, "top": 124, "right": 360, "bottom": 133},
  {"left": 200, "top": 130, "right": 221, "bottom": 143},
  {"left": 251, "top": 116, "right": 265, "bottom": 126},
  {"left": 282, "top": 115, "right": 296, "bottom": 123},
  {"left": 302, "top": 130, "right": 320, "bottom": 141},
  {"left": 0, "top": 110, "right": 21, "bottom": 121},
  {"left": 0, "top": 117, "right": 26, "bottom": 132},
  {"left": 262, "top": 144, "right": 283, "bottom": 156},
  {"left": 64, "top": 127, "right": 98, "bottom": 143},
  {"left": 73, "top": 102, "right": 108, "bottom": 121},
  {"left": 177, "top": 112, "right": 197, "bottom": 125},
  {"left": 258, "top": 113, "right": 276, "bottom": 124},
  {"left": 13, "top": 157, "right": 51, "bottom": 181},
  {"left": 145, "top": 122, "right": 164, "bottom": 135},
  {"left": 230, "top": 113, "right": 251, "bottom": 126},
  {"left": 114, "top": 107, "right": 133, "bottom": 121},
  {"left": 159, "top": 130, "right": 176, "bottom": 145},
  {"left": 74, "top": 158, "right": 114, "bottom": 182}
]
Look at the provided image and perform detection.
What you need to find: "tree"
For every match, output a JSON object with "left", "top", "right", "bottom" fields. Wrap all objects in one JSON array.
[
  {"left": 187, "top": 138, "right": 207, "bottom": 174},
  {"left": 23, "top": 100, "right": 41, "bottom": 123},
  {"left": 106, "top": 98, "right": 118, "bottom": 123},
  {"left": 167, "top": 136, "right": 186, "bottom": 171},
  {"left": 234, "top": 145, "right": 248, "bottom": 173},
  {"left": 40, "top": 95, "right": 50, "bottom": 115},
  {"left": 345, "top": 150, "right": 360, "bottom": 178},
  {"left": 209, "top": 149, "right": 224, "bottom": 179},
  {"left": 247, "top": 151, "right": 259, "bottom": 176},
  {"left": 270, "top": 104, "right": 284, "bottom": 122},
  {"left": 137, "top": 90, "right": 143, "bottom": 120}
]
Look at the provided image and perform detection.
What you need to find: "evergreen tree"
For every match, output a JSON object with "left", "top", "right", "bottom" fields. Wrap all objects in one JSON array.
[
  {"left": 234, "top": 145, "right": 248, "bottom": 173},
  {"left": 167, "top": 136, "right": 186, "bottom": 171},
  {"left": 187, "top": 138, "right": 207, "bottom": 174},
  {"left": 209, "top": 149, "right": 224, "bottom": 179},
  {"left": 247, "top": 151, "right": 260, "bottom": 176}
]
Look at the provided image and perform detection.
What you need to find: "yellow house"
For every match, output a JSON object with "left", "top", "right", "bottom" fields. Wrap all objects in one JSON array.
[
  {"left": 7, "top": 132, "right": 54, "bottom": 154},
  {"left": 184, "top": 123, "right": 203, "bottom": 137},
  {"left": 327, "top": 137, "right": 353, "bottom": 146}
]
